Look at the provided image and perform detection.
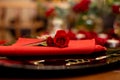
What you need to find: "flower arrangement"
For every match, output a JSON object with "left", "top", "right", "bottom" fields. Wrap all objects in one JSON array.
[
  {"left": 37, "top": 30, "right": 109, "bottom": 48},
  {"left": 72, "top": 0, "right": 96, "bottom": 31},
  {"left": 72, "top": 0, "right": 91, "bottom": 13},
  {"left": 36, "top": 30, "right": 69, "bottom": 48},
  {"left": 45, "top": 8, "right": 55, "bottom": 17},
  {"left": 35, "top": 28, "right": 120, "bottom": 48}
]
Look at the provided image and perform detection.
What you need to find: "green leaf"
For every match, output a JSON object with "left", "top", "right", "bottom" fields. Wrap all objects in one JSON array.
[{"left": 38, "top": 41, "right": 47, "bottom": 46}]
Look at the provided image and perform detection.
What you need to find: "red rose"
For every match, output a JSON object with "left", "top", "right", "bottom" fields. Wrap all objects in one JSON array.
[
  {"left": 95, "top": 37, "right": 107, "bottom": 46},
  {"left": 107, "top": 29, "right": 119, "bottom": 39},
  {"left": 0, "top": 40, "right": 6, "bottom": 45},
  {"left": 54, "top": 30, "right": 69, "bottom": 48},
  {"left": 73, "top": 0, "right": 91, "bottom": 13},
  {"left": 67, "top": 30, "right": 77, "bottom": 40},
  {"left": 47, "top": 37, "right": 54, "bottom": 46},
  {"left": 45, "top": 8, "right": 55, "bottom": 17},
  {"left": 78, "top": 30, "right": 95, "bottom": 39},
  {"left": 112, "top": 5, "right": 120, "bottom": 14},
  {"left": 89, "top": 31, "right": 97, "bottom": 39}
]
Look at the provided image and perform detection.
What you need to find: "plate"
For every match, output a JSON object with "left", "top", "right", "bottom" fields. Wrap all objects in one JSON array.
[{"left": 0, "top": 49, "right": 120, "bottom": 78}]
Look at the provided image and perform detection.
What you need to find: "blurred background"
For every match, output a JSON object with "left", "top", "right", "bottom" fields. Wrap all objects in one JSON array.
[{"left": 0, "top": 0, "right": 120, "bottom": 43}]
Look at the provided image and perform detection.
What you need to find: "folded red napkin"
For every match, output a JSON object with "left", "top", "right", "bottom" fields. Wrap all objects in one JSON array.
[{"left": 0, "top": 38, "right": 106, "bottom": 56}]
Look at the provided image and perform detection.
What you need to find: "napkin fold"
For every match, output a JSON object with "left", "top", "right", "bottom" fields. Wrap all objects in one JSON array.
[{"left": 0, "top": 38, "right": 106, "bottom": 56}]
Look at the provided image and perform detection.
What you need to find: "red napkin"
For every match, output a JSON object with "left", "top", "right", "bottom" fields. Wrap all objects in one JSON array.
[{"left": 0, "top": 38, "right": 106, "bottom": 56}]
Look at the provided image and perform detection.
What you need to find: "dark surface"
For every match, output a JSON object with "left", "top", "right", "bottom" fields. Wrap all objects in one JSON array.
[
  {"left": 0, "top": 61, "right": 119, "bottom": 78},
  {"left": 0, "top": 48, "right": 119, "bottom": 78}
]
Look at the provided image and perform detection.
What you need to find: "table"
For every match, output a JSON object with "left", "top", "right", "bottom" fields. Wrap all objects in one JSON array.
[
  {"left": 53, "top": 69, "right": 120, "bottom": 80},
  {"left": 0, "top": 48, "right": 119, "bottom": 80},
  {"left": 0, "top": 61, "right": 119, "bottom": 80},
  {"left": 0, "top": 69, "right": 120, "bottom": 80}
]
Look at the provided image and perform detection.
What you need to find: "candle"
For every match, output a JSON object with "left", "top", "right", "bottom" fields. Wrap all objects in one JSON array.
[
  {"left": 107, "top": 39, "right": 120, "bottom": 48},
  {"left": 76, "top": 34, "right": 86, "bottom": 39},
  {"left": 98, "top": 33, "right": 108, "bottom": 39}
]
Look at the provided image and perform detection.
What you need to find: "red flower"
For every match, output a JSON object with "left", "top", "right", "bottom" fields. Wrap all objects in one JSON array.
[
  {"left": 95, "top": 37, "right": 107, "bottom": 46},
  {"left": 112, "top": 5, "right": 120, "bottom": 14},
  {"left": 73, "top": 0, "right": 91, "bottom": 13},
  {"left": 47, "top": 37, "right": 54, "bottom": 46},
  {"left": 54, "top": 30, "right": 69, "bottom": 48},
  {"left": 89, "top": 31, "right": 97, "bottom": 39},
  {"left": 45, "top": 8, "right": 55, "bottom": 17},
  {"left": 107, "top": 29, "right": 119, "bottom": 39},
  {"left": 67, "top": 30, "right": 77, "bottom": 40},
  {"left": 0, "top": 40, "right": 6, "bottom": 45},
  {"left": 78, "top": 30, "right": 97, "bottom": 39}
]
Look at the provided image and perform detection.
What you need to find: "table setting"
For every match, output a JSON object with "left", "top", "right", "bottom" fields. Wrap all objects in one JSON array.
[{"left": 0, "top": 30, "right": 120, "bottom": 78}]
